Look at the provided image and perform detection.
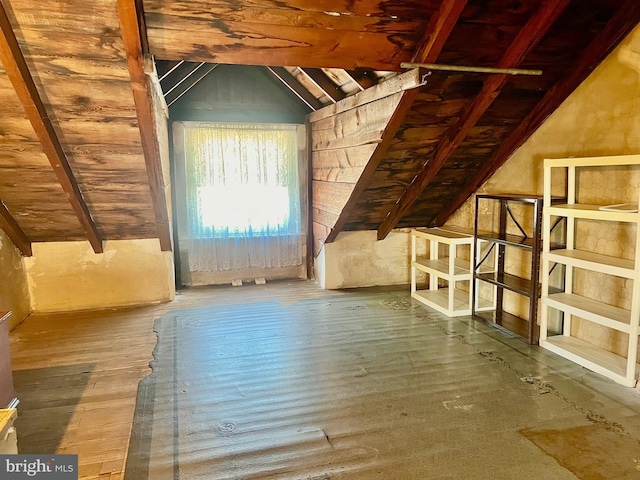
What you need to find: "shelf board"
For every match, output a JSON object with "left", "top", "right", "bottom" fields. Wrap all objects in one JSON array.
[
  {"left": 476, "top": 232, "right": 535, "bottom": 249},
  {"left": 545, "top": 154, "right": 640, "bottom": 168},
  {"left": 411, "top": 227, "right": 473, "bottom": 243},
  {"left": 413, "top": 258, "right": 470, "bottom": 277},
  {"left": 474, "top": 310, "right": 538, "bottom": 343},
  {"left": 547, "top": 204, "right": 639, "bottom": 222},
  {"left": 546, "top": 249, "right": 634, "bottom": 278},
  {"left": 412, "top": 287, "right": 471, "bottom": 317},
  {"left": 475, "top": 272, "right": 535, "bottom": 296},
  {"left": 541, "top": 335, "right": 639, "bottom": 387},
  {"left": 544, "top": 293, "right": 633, "bottom": 333}
]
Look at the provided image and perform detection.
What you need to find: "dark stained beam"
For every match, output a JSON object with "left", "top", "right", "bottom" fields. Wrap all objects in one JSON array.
[
  {"left": 377, "top": 0, "right": 570, "bottom": 240},
  {"left": 0, "top": 201, "right": 31, "bottom": 256},
  {"left": 118, "top": 0, "right": 172, "bottom": 251},
  {"left": 324, "top": 0, "right": 467, "bottom": 244},
  {"left": 267, "top": 67, "right": 324, "bottom": 111},
  {"left": 299, "top": 68, "right": 346, "bottom": 103},
  {"left": 0, "top": 3, "right": 104, "bottom": 253},
  {"left": 431, "top": 0, "right": 640, "bottom": 227},
  {"left": 411, "top": 0, "right": 468, "bottom": 64}
]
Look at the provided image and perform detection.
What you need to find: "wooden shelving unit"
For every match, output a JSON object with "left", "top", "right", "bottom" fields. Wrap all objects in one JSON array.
[
  {"left": 472, "top": 194, "right": 564, "bottom": 344},
  {"left": 411, "top": 227, "right": 493, "bottom": 317},
  {"left": 540, "top": 154, "right": 640, "bottom": 387}
]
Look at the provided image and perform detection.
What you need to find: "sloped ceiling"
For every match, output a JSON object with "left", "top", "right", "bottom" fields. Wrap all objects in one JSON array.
[{"left": 0, "top": 0, "right": 638, "bottom": 257}]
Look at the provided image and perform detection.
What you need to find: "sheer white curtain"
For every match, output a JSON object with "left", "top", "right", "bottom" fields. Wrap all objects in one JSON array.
[{"left": 183, "top": 123, "right": 303, "bottom": 272}]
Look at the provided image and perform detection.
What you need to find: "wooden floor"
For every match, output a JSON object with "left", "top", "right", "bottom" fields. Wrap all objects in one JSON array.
[
  {"left": 8, "top": 280, "right": 340, "bottom": 479},
  {"left": 9, "top": 280, "right": 640, "bottom": 479}
]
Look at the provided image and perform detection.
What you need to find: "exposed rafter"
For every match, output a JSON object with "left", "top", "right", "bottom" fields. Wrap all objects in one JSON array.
[
  {"left": 166, "top": 63, "right": 218, "bottom": 107},
  {"left": 299, "top": 68, "right": 347, "bottom": 103},
  {"left": 431, "top": 0, "right": 640, "bottom": 228},
  {"left": 266, "top": 66, "right": 324, "bottom": 111},
  {"left": 158, "top": 60, "right": 183, "bottom": 82},
  {"left": 162, "top": 62, "right": 204, "bottom": 96},
  {"left": 345, "top": 70, "right": 376, "bottom": 91},
  {"left": 117, "top": 0, "right": 172, "bottom": 251},
  {"left": 0, "top": 2, "right": 104, "bottom": 253},
  {"left": 377, "top": 0, "right": 570, "bottom": 240},
  {"left": 0, "top": 201, "right": 31, "bottom": 256},
  {"left": 323, "top": 0, "right": 467, "bottom": 244}
]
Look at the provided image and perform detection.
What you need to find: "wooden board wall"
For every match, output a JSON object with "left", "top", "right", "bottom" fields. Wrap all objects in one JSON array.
[{"left": 308, "top": 70, "right": 423, "bottom": 255}]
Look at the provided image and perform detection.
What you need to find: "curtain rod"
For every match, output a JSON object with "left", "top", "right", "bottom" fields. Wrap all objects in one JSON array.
[{"left": 400, "top": 62, "right": 542, "bottom": 76}]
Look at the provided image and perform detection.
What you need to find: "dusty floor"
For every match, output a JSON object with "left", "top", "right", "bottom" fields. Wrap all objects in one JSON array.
[{"left": 10, "top": 281, "right": 640, "bottom": 479}]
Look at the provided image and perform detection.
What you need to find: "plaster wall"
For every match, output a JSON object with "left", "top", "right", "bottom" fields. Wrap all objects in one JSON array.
[
  {"left": 318, "top": 230, "right": 426, "bottom": 289},
  {"left": 0, "top": 230, "right": 30, "bottom": 330},
  {"left": 446, "top": 25, "right": 640, "bottom": 355},
  {"left": 24, "top": 239, "right": 175, "bottom": 313}
]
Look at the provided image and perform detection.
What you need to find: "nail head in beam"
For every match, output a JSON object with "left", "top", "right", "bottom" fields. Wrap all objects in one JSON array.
[
  {"left": 0, "top": 3, "right": 103, "bottom": 253},
  {"left": 0, "top": 201, "right": 32, "bottom": 256},
  {"left": 400, "top": 62, "right": 543, "bottom": 76}
]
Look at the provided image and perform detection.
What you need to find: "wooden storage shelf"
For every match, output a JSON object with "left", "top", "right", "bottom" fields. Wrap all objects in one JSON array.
[
  {"left": 413, "top": 257, "right": 471, "bottom": 278},
  {"left": 545, "top": 293, "right": 632, "bottom": 333},
  {"left": 542, "top": 335, "right": 640, "bottom": 388},
  {"left": 540, "top": 154, "right": 640, "bottom": 387},
  {"left": 411, "top": 227, "right": 491, "bottom": 317},
  {"left": 546, "top": 249, "right": 635, "bottom": 278},
  {"left": 547, "top": 204, "right": 638, "bottom": 222}
]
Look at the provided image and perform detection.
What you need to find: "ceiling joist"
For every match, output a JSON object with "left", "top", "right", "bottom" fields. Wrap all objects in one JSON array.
[
  {"left": 299, "top": 68, "right": 347, "bottom": 103},
  {"left": 345, "top": 70, "right": 376, "bottom": 91},
  {"left": 377, "top": 0, "right": 571, "bottom": 240},
  {"left": 166, "top": 63, "right": 218, "bottom": 107},
  {"left": 0, "top": 201, "right": 31, "bottom": 256},
  {"left": 0, "top": 2, "right": 104, "bottom": 254},
  {"left": 117, "top": 0, "right": 172, "bottom": 251},
  {"left": 323, "top": 0, "right": 467, "bottom": 244},
  {"left": 266, "top": 67, "right": 323, "bottom": 111},
  {"left": 431, "top": 0, "right": 640, "bottom": 228}
]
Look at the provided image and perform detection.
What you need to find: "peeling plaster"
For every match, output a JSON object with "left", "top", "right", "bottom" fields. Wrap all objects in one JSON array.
[{"left": 25, "top": 239, "right": 175, "bottom": 313}]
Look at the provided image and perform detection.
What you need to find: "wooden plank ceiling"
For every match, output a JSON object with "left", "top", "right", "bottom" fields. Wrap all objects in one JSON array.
[{"left": 0, "top": 0, "right": 638, "bottom": 256}]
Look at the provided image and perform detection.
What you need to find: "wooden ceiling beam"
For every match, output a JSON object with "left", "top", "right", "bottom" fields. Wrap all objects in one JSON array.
[
  {"left": 166, "top": 63, "right": 218, "bottom": 107},
  {"left": 0, "top": 201, "right": 31, "bottom": 256},
  {"left": 266, "top": 66, "right": 323, "bottom": 111},
  {"left": 0, "top": 3, "right": 104, "bottom": 253},
  {"left": 431, "top": 0, "right": 640, "bottom": 228},
  {"left": 377, "top": 0, "right": 570, "bottom": 240},
  {"left": 299, "top": 68, "right": 346, "bottom": 103},
  {"left": 323, "top": 0, "right": 467, "bottom": 244},
  {"left": 345, "top": 70, "right": 376, "bottom": 91},
  {"left": 118, "top": 0, "right": 172, "bottom": 251}
]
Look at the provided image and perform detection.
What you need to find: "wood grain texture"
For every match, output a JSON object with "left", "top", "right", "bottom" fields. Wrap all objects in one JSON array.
[
  {"left": 118, "top": 0, "right": 172, "bottom": 251},
  {"left": 0, "top": 3, "right": 104, "bottom": 252},
  {"left": 0, "top": 201, "right": 31, "bottom": 255},
  {"left": 0, "top": 0, "right": 163, "bottom": 243},
  {"left": 145, "top": 0, "right": 436, "bottom": 70},
  {"left": 376, "top": 0, "right": 572, "bottom": 240},
  {"left": 432, "top": 0, "right": 640, "bottom": 227}
]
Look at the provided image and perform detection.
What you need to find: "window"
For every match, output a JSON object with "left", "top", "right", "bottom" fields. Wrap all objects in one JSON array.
[{"left": 179, "top": 122, "right": 305, "bottom": 272}]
